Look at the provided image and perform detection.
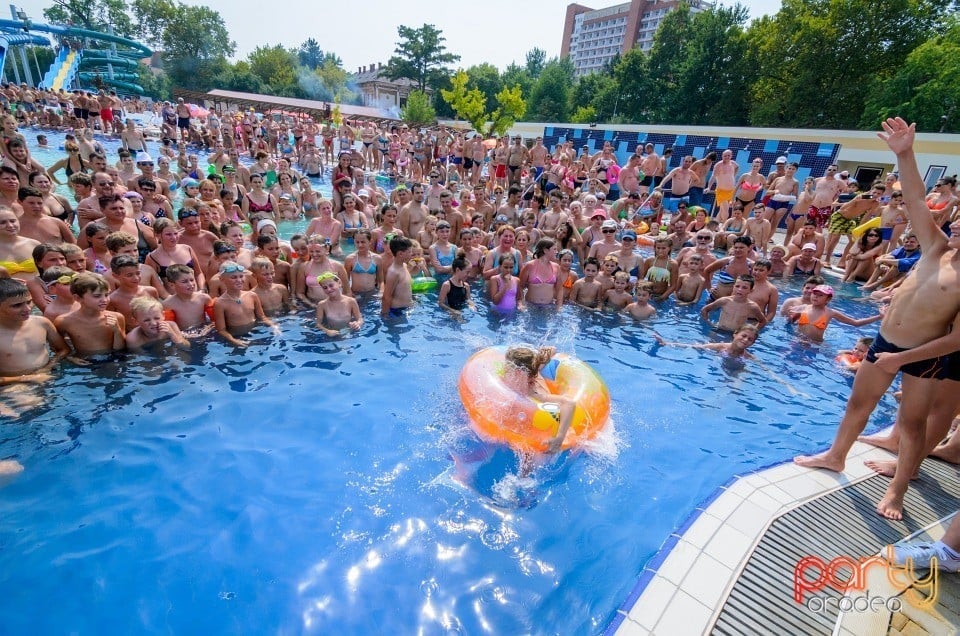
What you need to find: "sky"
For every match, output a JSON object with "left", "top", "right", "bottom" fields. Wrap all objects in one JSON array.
[{"left": 23, "top": 0, "right": 782, "bottom": 72}]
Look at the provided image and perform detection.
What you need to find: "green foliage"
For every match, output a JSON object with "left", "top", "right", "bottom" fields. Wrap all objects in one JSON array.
[
  {"left": 297, "top": 38, "right": 324, "bottom": 70},
  {"left": 248, "top": 45, "right": 298, "bottom": 92},
  {"left": 570, "top": 105, "right": 597, "bottom": 124},
  {"left": 43, "top": 0, "right": 134, "bottom": 38},
  {"left": 441, "top": 70, "right": 488, "bottom": 131},
  {"left": 645, "top": 4, "right": 693, "bottom": 123},
  {"left": 383, "top": 24, "right": 460, "bottom": 92},
  {"left": 2, "top": 46, "right": 54, "bottom": 85},
  {"left": 464, "top": 63, "right": 502, "bottom": 113},
  {"left": 527, "top": 57, "right": 574, "bottom": 122},
  {"left": 401, "top": 90, "right": 436, "bottom": 128},
  {"left": 525, "top": 48, "right": 546, "bottom": 78},
  {"left": 134, "top": 61, "right": 171, "bottom": 100},
  {"left": 489, "top": 84, "right": 526, "bottom": 136}
]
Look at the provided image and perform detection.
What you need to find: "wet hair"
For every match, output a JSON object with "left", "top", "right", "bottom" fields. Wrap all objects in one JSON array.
[
  {"left": 70, "top": 272, "right": 109, "bottom": 296},
  {"left": 153, "top": 217, "right": 177, "bottom": 236},
  {"left": 17, "top": 186, "right": 42, "bottom": 201},
  {"left": 98, "top": 193, "right": 124, "bottom": 210},
  {"left": 85, "top": 221, "right": 110, "bottom": 239},
  {"left": 583, "top": 256, "right": 601, "bottom": 271},
  {"left": 32, "top": 243, "right": 66, "bottom": 270},
  {"left": 735, "top": 323, "right": 760, "bottom": 338},
  {"left": 613, "top": 271, "right": 630, "bottom": 283},
  {"left": 213, "top": 240, "right": 236, "bottom": 256},
  {"left": 753, "top": 258, "right": 772, "bottom": 271},
  {"left": 857, "top": 336, "right": 875, "bottom": 347},
  {"left": 110, "top": 254, "right": 139, "bottom": 274},
  {"left": 164, "top": 264, "right": 194, "bottom": 283},
  {"left": 0, "top": 277, "right": 28, "bottom": 301},
  {"left": 733, "top": 235, "right": 752, "bottom": 247},
  {"left": 257, "top": 234, "right": 279, "bottom": 249},
  {"left": 804, "top": 275, "right": 826, "bottom": 287},
  {"left": 389, "top": 235, "right": 414, "bottom": 256},
  {"left": 736, "top": 274, "right": 756, "bottom": 289},
  {"left": 106, "top": 231, "right": 137, "bottom": 253},
  {"left": 41, "top": 266, "right": 74, "bottom": 285},
  {"left": 505, "top": 345, "right": 555, "bottom": 378},
  {"left": 533, "top": 237, "right": 556, "bottom": 258},
  {"left": 250, "top": 257, "right": 274, "bottom": 273},
  {"left": 451, "top": 257, "right": 468, "bottom": 272},
  {"left": 68, "top": 172, "right": 93, "bottom": 188},
  {"left": 130, "top": 295, "right": 162, "bottom": 317},
  {"left": 635, "top": 281, "right": 653, "bottom": 294}
]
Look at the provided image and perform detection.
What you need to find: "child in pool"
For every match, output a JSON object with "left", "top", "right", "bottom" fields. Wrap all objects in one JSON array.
[
  {"left": 382, "top": 236, "right": 415, "bottom": 318},
  {"left": 654, "top": 323, "right": 759, "bottom": 360},
  {"left": 438, "top": 257, "right": 474, "bottom": 318},
  {"left": 596, "top": 254, "right": 619, "bottom": 294},
  {"left": 604, "top": 271, "right": 633, "bottom": 311},
  {"left": 41, "top": 268, "right": 79, "bottom": 322},
  {"left": 61, "top": 244, "right": 87, "bottom": 273},
  {"left": 107, "top": 255, "right": 160, "bottom": 331},
  {"left": 488, "top": 254, "right": 518, "bottom": 311},
  {"left": 162, "top": 265, "right": 213, "bottom": 332},
  {"left": 213, "top": 262, "right": 277, "bottom": 347},
  {"left": 0, "top": 278, "right": 69, "bottom": 384},
  {"left": 569, "top": 257, "right": 603, "bottom": 310},
  {"left": 780, "top": 275, "right": 824, "bottom": 317},
  {"left": 55, "top": 273, "right": 126, "bottom": 355},
  {"left": 836, "top": 336, "right": 875, "bottom": 372},
  {"left": 700, "top": 275, "right": 767, "bottom": 332},
  {"left": 625, "top": 282, "right": 657, "bottom": 319},
  {"left": 125, "top": 296, "right": 188, "bottom": 350},
  {"left": 406, "top": 244, "right": 431, "bottom": 278},
  {"left": 787, "top": 284, "right": 882, "bottom": 343},
  {"left": 250, "top": 257, "right": 290, "bottom": 314},
  {"left": 674, "top": 254, "right": 706, "bottom": 305},
  {"left": 503, "top": 345, "right": 574, "bottom": 454},
  {"left": 316, "top": 273, "right": 362, "bottom": 336}
]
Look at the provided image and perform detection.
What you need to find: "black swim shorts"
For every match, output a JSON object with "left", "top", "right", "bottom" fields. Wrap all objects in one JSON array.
[{"left": 866, "top": 332, "right": 945, "bottom": 379}]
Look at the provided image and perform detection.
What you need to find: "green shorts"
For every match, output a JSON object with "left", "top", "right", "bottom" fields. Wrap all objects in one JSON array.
[{"left": 828, "top": 212, "right": 858, "bottom": 235}]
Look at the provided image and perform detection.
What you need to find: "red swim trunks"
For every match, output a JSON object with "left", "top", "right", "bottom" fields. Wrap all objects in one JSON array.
[
  {"left": 495, "top": 164, "right": 507, "bottom": 179},
  {"left": 807, "top": 205, "right": 832, "bottom": 229}
]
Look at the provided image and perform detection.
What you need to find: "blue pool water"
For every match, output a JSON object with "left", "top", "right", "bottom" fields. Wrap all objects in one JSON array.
[{"left": 0, "top": 129, "right": 900, "bottom": 634}]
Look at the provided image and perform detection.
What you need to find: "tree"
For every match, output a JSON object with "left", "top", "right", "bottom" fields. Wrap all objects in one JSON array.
[
  {"left": 154, "top": 3, "right": 234, "bottom": 90},
  {"left": 464, "top": 63, "right": 503, "bottom": 114},
  {"left": 130, "top": 0, "right": 175, "bottom": 48},
  {"left": 570, "top": 106, "right": 598, "bottom": 124},
  {"left": 248, "top": 45, "right": 298, "bottom": 91},
  {"left": 488, "top": 85, "right": 526, "bottom": 137},
  {"left": 298, "top": 38, "right": 324, "bottom": 69},
  {"left": 43, "top": 0, "right": 135, "bottom": 38},
  {"left": 134, "top": 60, "right": 171, "bottom": 99},
  {"left": 500, "top": 62, "right": 534, "bottom": 100},
  {"left": 608, "top": 48, "right": 652, "bottom": 123},
  {"left": 525, "top": 48, "right": 547, "bottom": 78},
  {"left": 571, "top": 70, "right": 616, "bottom": 122},
  {"left": 527, "top": 57, "right": 575, "bottom": 122},
  {"left": 645, "top": 4, "right": 693, "bottom": 123},
  {"left": 861, "top": 18, "right": 960, "bottom": 132},
  {"left": 383, "top": 24, "right": 460, "bottom": 92},
  {"left": 401, "top": 90, "right": 436, "bottom": 128},
  {"left": 441, "top": 70, "right": 488, "bottom": 131},
  {"left": 220, "top": 61, "right": 264, "bottom": 95}
]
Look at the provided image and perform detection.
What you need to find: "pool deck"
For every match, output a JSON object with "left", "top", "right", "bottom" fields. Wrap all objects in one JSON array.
[{"left": 609, "top": 430, "right": 960, "bottom": 636}]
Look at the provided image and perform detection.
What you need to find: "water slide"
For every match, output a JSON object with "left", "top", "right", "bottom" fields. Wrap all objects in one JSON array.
[
  {"left": 0, "top": 18, "right": 151, "bottom": 94},
  {"left": 0, "top": 31, "right": 52, "bottom": 83},
  {"left": 40, "top": 46, "right": 81, "bottom": 90}
]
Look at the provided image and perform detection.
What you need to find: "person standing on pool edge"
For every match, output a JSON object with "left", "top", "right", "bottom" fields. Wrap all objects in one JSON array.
[
  {"left": 795, "top": 117, "right": 960, "bottom": 521},
  {"left": 503, "top": 345, "right": 574, "bottom": 454}
]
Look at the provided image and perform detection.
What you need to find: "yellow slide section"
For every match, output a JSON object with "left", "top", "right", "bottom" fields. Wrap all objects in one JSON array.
[{"left": 51, "top": 50, "right": 78, "bottom": 92}]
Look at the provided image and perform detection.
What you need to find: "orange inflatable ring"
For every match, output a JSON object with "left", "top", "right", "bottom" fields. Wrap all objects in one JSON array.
[
  {"left": 458, "top": 346, "right": 611, "bottom": 453},
  {"left": 835, "top": 353, "right": 861, "bottom": 369}
]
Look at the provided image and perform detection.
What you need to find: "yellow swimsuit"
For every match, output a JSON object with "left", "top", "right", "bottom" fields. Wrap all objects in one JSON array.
[{"left": 0, "top": 259, "right": 38, "bottom": 275}]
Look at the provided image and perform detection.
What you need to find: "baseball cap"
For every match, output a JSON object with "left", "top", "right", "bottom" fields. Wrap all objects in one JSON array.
[
  {"left": 802, "top": 242, "right": 817, "bottom": 251},
  {"left": 135, "top": 151, "right": 153, "bottom": 164},
  {"left": 775, "top": 156, "right": 787, "bottom": 164},
  {"left": 812, "top": 284, "right": 834, "bottom": 296},
  {"left": 621, "top": 230, "right": 637, "bottom": 240},
  {"left": 601, "top": 219, "right": 618, "bottom": 230},
  {"left": 357, "top": 188, "right": 369, "bottom": 198},
  {"left": 590, "top": 211, "right": 607, "bottom": 219}
]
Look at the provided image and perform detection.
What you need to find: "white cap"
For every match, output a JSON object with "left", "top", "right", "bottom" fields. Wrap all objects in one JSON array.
[
  {"left": 357, "top": 188, "right": 370, "bottom": 197},
  {"left": 775, "top": 156, "right": 787, "bottom": 164},
  {"left": 256, "top": 219, "right": 277, "bottom": 233},
  {"left": 601, "top": 219, "right": 618, "bottom": 230},
  {"left": 802, "top": 242, "right": 817, "bottom": 251},
  {"left": 135, "top": 151, "right": 153, "bottom": 164}
]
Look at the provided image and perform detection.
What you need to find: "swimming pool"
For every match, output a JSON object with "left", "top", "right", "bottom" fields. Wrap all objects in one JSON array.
[{"left": 0, "top": 129, "right": 899, "bottom": 634}]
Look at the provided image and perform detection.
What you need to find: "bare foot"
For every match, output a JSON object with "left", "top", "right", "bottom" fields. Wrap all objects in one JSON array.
[
  {"left": 864, "top": 458, "right": 920, "bottom": 479},
  {"left": 857, "top": 433, "right": 899, "bottom": 452},
  {"left": 794, "top": 452, "right": 845, "bottom": 472},
  {"left": 930, "top": 443, "right": 960, "bottom": 465},
  {"left": 876, "top": 489, "right": 905, "bottom": 520}
]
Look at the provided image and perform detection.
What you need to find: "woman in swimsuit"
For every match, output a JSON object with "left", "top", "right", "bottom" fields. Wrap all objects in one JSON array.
[
  {"left": 482, "top": 225, "right": 521, "bottom": 280},
  {"left": 305, "top": 199, "right": 344, "bottom": 257},
  {"left": 735, "top": 158, "right": 766, "bottom": 217},
  {"left": 783, "top": 243, "right": 823, "bottom": 279},
  {"left": 343, "top": 230, "right": 381, "bottom": 294},
  {"left": 337, "top": 194, "right": 365, "bottom": 247},
  {"left": 926, "top": 176, "right": 958, "bottom": 232},
  {"left": 842, "top": 229, "right": 884, "bottom": 283},
  {"left": 371, "top": 204, "right": 402, "bottom": 267},
  {"left": 488, "top": 254, "right": 519, "bottom": 312},
  {"left": 299, "top": 177, "right": 319, "bottom": 218},
  {"left": 295, "top": 234, "right": 349, "bottom": 307},
  {"left": 703, "top": 237, "right": 754, "bottom": 299},
  {"left": 270, "top": 172, "right": 302, "bottom": 212},
  {"left": 518, "top": 238, "right": 562, "bottom": 307},
  {"left": 242, "top": 173, "right": 277, "bottom": 221},
  {"left": 429, "top": 221, "right": 456, "bottom": 278},
  {"left": 0, "top": 208, "right": 40, "bottom": 281},
  {"left": 788, "top": 284, "right": 881, "bottom": 343},
  {"left": 641, "top": 238, "right": 679, "bottom": 301},
  {"left": 29, "top": 171, "right": 73, "bottom": 225},
  {"left": 514, "top": 230, "right": 534, "bottom": 268},
  {"left": 555, "top": 221, "right": 581, "bottom": 254},
  {"left": 46, "top": 142, "right": 86, "bottom": 184},
  {"left": 146, "top": 218, "right": 204, "bottom": 287}
]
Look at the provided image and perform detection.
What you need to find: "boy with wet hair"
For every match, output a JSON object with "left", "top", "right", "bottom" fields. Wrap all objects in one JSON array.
[
  {"left": 0, "top": 277, "right": 69, "bottom": 383},
  {"left": 55, "top": 273, "right": 126, "bottom": 355},
  {"left": 161, "top": 264, "right": 212, "bottom": 332},
  {"left": 107, "top": 255, "right": 159, "bottom": 330},
  {"left": 125, "top": 296, "right": 188, "bottom": 350},
  {"left": 700, "top": 275, "right": 767, "bottom": 332}
]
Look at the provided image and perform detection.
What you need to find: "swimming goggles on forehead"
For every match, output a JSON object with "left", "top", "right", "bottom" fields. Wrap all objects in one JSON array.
[
  {"left": 221, "top": 263, "right": 246, "bottom": 274},
  {"left": 56, "top": 274, "right": 77, "bottom": 285},
  {"left": 316, "top": 272, "right": 337, "bottom": 284}
]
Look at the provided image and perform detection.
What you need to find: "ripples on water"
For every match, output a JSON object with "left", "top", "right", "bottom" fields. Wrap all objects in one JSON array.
[{"left": 0, "top": 130, "right": 900, "bottom": 634}]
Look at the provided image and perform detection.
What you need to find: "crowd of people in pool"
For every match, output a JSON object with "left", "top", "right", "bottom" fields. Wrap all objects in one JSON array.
[{"left": 1, "top": 104, "right": 960, "bottom": 568}]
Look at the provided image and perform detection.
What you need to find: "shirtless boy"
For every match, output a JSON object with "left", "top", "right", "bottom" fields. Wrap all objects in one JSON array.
[
  {"left": 656, "top": 323, "right": 759, "bottom": 360},
  {"left": 381, "top": 236, "right": 415, "bottom": 318},
  {"left": 675, "top": 254, "right": 706, "bottom": 304},
  {"left": 55, "top": 273, "right": 126, "bottom": 355},
  {"left": 107, "top": 255, "right": 160, "bottom": 329},
  {"left": 570, "top": 258, "right": 603, "bottom": 310},
  {"left": 162, "top": 264, "right": 212, "bottom": 332},
  {"left": 213, "top": 262, "right": 276, "bottom": 347},
  {"left": 125, "top": 296, "right": 188, "bottom": 350},
  {"left": 249, "top": 257, "right": 289, "bottom": 315},
  {"left": 625, "top": 282, "right": 657, "bottom": 319},
  {"left": 0, "top": 278, "right": 69, "bottom": 384},
  {"left": 795, "top": 117, "right": 960, "bottom": 521},
  {"left": 316, "top": 272, "right": 363, "bottom": 336},
  {"left": 807, "top": 165, "right": 844, "bottom": 230},
  {"left": 700, "top": 275, "right": 767, "bottom": 332}
]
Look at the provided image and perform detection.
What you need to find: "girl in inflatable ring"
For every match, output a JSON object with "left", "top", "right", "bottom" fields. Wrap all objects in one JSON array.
[{"left": 503, "top": 345, "right": 574, "bottom": 453}]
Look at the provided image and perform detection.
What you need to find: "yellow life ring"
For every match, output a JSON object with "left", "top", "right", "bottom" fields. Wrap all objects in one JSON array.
[
  {"left": 458, "top": 346, "right": 610, "bottom": 453},
  {"left": 851, "top": 216, "right": 881, "bottom": 238}
]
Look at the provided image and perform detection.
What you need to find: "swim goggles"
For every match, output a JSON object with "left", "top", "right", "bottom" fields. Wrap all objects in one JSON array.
[
  {"left": 56, "top": 274, "right": 77, "bottom": 285},
  {"left": 316, "top": 272, "right": 337, "bottom": 284},
  {"left": 220, "top": 263, "right": 246, "bottom": 274}
]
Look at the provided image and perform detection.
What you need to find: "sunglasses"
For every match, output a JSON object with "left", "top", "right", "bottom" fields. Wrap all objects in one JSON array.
[
  {"left": 221, "top": 263, "right": 246, "bottom": 274},
  {"left": 697, "top": 236, "right": 712, "bottom": 241},
  {"left": 602, "top": 228, "right": 617, "bottom": 234},
  {"left": 178, "top": 210, "right": 199, "bottom": 219}
]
